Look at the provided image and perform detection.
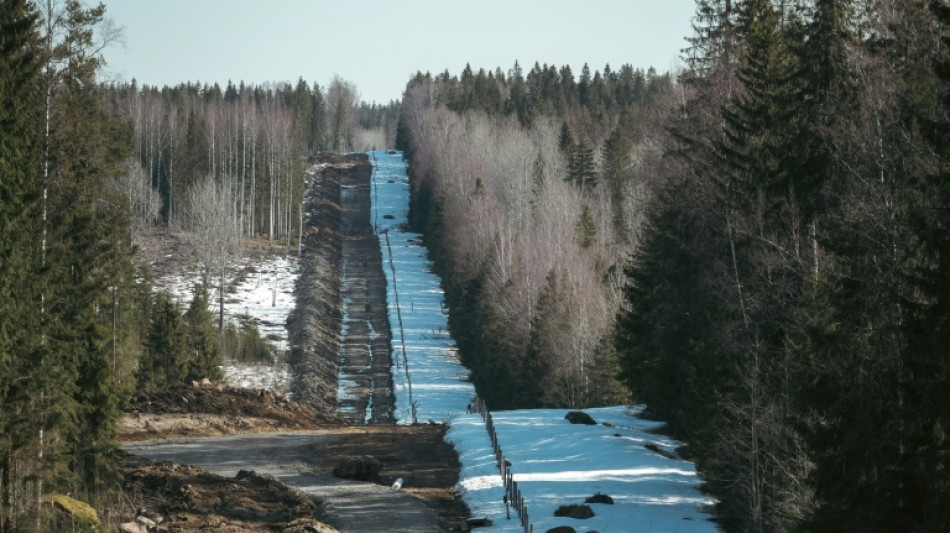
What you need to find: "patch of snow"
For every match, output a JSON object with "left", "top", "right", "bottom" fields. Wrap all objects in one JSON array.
[
  {"left": 447, "top": 407, "right": 718, "bottom": 532},
  {"left": 154, "top": 253, "right": 299, "bottom": 396}
]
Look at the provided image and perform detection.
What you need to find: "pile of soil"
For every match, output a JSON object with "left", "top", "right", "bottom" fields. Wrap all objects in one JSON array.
[
  {"left": 121, "top": 384, "right": 333, "bottom": 441},
  {"left": 121, "top": 454, "right": 338, "bottom": 532}
]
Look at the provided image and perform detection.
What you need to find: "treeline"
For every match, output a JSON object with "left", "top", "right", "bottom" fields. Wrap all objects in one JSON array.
[
  {"left": 397, "top": 61, "right": 677, "bottom": 408},
  {"left": 100, "top": 76, "right": 396, "bottom": 242},
  {"left": 1, "top": 0, "right": 140, "bottom": 528},
  {"left": 0, "top": 0, "right": 375, "bottom": 527},
  {"left": 617, "top": 0, "right": 950, "bottom": 532}
]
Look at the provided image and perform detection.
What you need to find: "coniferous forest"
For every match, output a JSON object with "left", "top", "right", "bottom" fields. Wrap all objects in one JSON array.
[
  {"left": 396, "top": 1, "right": 950, "bottom": 531},
  {"left": 2, "top": 0, "right": 950, "bottom": 531},
  {"left": 0, "top": 0, "right": 396, "bottom": 528}
]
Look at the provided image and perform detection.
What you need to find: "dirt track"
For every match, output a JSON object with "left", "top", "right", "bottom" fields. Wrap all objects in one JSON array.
[
  {"left": 124, "top": 425, "right": 465, "bottom": 532},
  {"left": 336, "top": 157, "right": 396, "bottom": 423}
]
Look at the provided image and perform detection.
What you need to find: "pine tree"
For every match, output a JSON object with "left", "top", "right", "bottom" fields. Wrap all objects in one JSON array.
[
  {"left": 903, "top": 2, "right": 950, "bottom": 528},
  {"left": 557, "top": 120, "right": 573, "bottom": 154},
  {"left": 576, "top": 203, "right": 597, "bottom": 249},
  {"left": 602, "top": 125, "right": 632, "bottom": 243},
  {"left": 682, "top": 0, "right": 737, "bottom": 81}
]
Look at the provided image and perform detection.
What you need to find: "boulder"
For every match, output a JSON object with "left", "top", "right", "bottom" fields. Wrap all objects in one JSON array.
[
  {"left": 119, "top": 522, "right": 147, "bottom": 533},
  {"left": 564, "top": 411, "right": 597, "bottom": 425},
  {"left": 332, "top": 455, "right": 382, "bottom": 481},
  {"left": 585, "top": 492, "right": 614, "bottom": 504},
  {"left": 644, "top": 442, "right": 677, "bottom": 459},
  {"left": 553, "top": 504, "right": 595, "bottom": 519},
  {"left": 51, "top": 495, "right": 100, "bottom": 527},
  {"left": 545, "top": 527, "right": 577, "bottom": 533},
  {"left": 282, "top": 521, "right": 340, "bottom": 533},
  {"left": 466, "top": 516, "right": 493, "bottom": 528}
]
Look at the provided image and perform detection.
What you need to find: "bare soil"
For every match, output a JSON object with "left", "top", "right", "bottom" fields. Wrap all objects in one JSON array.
[
  {"left": 122, "top": 453, "right": 338, "bottom": 532},
  {"left": 335, "top": 154, "right": 395, "bottom": 423},
  {"left": 120, "top": 384, "right": 333, "bottom": 441},
  {"left": 121, "top": 424, "right": 468, "bottom": 532}
]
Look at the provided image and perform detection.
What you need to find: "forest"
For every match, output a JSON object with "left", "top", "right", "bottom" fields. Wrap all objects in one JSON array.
[
  {"left": 0, "top": 0, "right": 397, "bottom": 528},
  {"left": 395, "top": 0, "right": 950, "bottom": 531},
  {"left": 2, "top": 0, "right": 950, "bottom": 531}
]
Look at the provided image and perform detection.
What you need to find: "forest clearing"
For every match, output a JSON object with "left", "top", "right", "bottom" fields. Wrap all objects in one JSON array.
[{"left": 3, "top": 1, "right": 950, "bottom": 531}]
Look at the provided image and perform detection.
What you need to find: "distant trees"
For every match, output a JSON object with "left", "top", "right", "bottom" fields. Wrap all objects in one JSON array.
[{"left": 101, "top": 75, "right": 392, "bottom": 244}]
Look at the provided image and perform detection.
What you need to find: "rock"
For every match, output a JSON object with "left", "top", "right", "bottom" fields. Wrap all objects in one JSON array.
[
  {"left": 564, "top": 411, "right": 597, "bottom": 425},
  {"left": 466, "top": 516, "right": 493, "bottom": 527},
  {"left": 332, "top": 455, "right": 382, "bottom": 481},
  {"left": 51, "top": 494, "right": 100, "bottom": 526},
  {"left": 136, "top": 515, "right": 157, "bottom": 528},
  {"left": 201, "top": 377, "right": 212, "bottom": 386},
  {"left": 553, "top": 504, "right": 595, "bottom": 519},
  {"left": 546, "top": 527, "right": 577, "bottom": 533},
  {"left": 644, "top": 442, "right": 677, "bottom": 459},
  {"left": 585, "top": 492, "right": 614, "bottom": 504},
  {"left": 119, "top": 522, "right": 147, "bottom": 533},
  {"left": 282, "top": 521, "right": 340, "bottom": 533}
]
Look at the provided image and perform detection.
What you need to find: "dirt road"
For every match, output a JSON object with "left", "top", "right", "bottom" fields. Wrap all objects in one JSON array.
[
  {"left": 124, "top": 426, "right": 463, "bottom": 532},
  {"left": 336, "top": 158, "right": 396, "bottom": 424}
]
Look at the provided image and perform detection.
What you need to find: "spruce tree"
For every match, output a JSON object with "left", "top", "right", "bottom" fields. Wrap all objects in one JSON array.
[
  {"left": 139, "top": 291, "right": 189, "bottom": 390},
  {"left": 567, "top": 136, "right": 597, "bottom": 194},
  {"left": 184, "top": 283, "right": 223, "bottom": 382},
  {"left": 0, "top": 0, "right": 40, "bottom": 526}
]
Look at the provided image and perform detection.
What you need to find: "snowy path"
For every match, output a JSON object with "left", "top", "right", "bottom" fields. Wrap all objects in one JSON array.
[
  {"left": 369, "top": 150, "right": 476, "bottom": 424},
  {"left": 448, "top": 407, "right": 718, "bottom": 532}
]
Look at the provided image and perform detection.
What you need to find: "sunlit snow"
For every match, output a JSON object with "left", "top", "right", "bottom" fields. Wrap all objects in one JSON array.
[
  {"left": 447, "top": 407, "right": 718, "bottom": 532},
  {"left": 159, "top": 253, "right": 298, "bottom": 395},
  {"left": 369, "top": 150, "right": 477, "bottom": 423}
]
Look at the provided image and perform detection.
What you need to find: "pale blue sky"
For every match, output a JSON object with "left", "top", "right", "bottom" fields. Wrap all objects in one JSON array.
[{"left": 101, "top": 0, "right": 698, "bottom": 104}]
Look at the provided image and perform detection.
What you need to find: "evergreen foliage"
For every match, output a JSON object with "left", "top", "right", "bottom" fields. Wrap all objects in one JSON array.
[
  {"left": 0, "top": 0, "right": 141, "bottom": 525},
  {"left": 614, "top": 1, "right": 950, "bottom": 531},
  {"left": 183, "top": 283, "right": 223, "bottom": 383}
]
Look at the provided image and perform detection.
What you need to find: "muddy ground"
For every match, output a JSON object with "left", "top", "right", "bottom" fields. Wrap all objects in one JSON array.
[
  {"left": 120, "top": 384, "right": 333, "bottom": 441},
  {"left": 336, "top": 154, "right": 396, "bottom": 423}
]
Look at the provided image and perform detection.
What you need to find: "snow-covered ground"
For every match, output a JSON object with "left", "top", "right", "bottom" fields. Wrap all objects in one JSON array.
[
  {"left": 367, "top": 150, "right": 718, "bottom": 532},
  {"left": 159, "top": 253, "right": 298, "bottom": 394},
  {"left": 447, "top": 407, "right": 718, "bottom": 533},
  {"left": 369, "top": 150, "right": 477, "bottom": 423}
]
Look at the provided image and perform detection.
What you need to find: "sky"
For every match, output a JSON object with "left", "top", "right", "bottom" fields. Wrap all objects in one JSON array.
[{"left": 100, "top": 0, "right": 698, "bottom": 104}]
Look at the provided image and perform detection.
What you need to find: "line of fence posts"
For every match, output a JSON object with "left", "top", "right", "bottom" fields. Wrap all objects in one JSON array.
[
  {"left": 473, "top": 397, "right": 533, "bottom": 533},
  {"left": 384, "top": 228, "right": 416, "bottom": 424}
]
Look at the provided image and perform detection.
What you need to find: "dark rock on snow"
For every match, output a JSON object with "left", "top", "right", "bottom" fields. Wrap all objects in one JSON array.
[
  {"left": 564, "top": 411, "right": 597, "bottom": 425},
  {"left": 553, "top": 504, "right": 595, "bottom": 519},
  {"left": 585, "top": 492, "right": 614, "bottom": 504}
]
